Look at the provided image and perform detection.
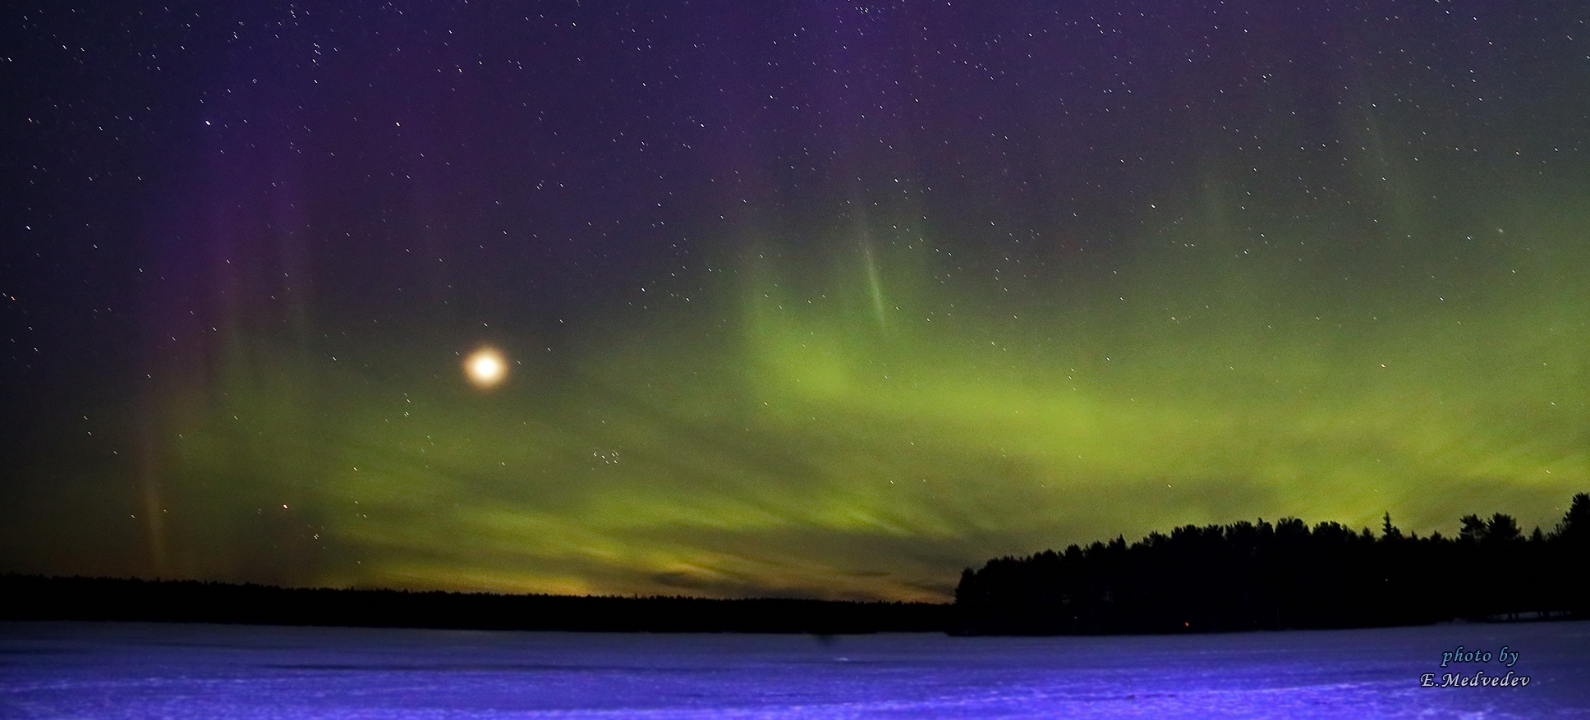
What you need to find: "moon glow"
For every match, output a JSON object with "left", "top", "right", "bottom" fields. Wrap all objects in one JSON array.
[{"left": 464, "top": 347, "right": 508, "bottom": 389}]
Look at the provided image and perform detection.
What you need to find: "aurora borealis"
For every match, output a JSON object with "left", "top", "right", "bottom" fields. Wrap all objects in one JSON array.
[{"left": 3, "top": 1, "right": 1587, "bottom": 602}]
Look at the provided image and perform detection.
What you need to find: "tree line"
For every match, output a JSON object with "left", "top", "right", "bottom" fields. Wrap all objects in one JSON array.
[{"left": 953, "top": 493, "right": 1590, "bottom": 635}]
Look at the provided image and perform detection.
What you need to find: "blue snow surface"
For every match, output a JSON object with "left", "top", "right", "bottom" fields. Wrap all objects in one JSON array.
[{"left": 2, "top": 620, "right": 1587, "bottom": 719}]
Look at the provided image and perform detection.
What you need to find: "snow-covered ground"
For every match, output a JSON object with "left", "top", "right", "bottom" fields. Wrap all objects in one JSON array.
[{"left": 2, "top": 620, "right": 1586, "bottom": 718}]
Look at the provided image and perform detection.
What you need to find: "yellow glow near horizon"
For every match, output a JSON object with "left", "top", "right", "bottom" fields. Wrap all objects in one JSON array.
[{"left": 464, "top": 347, "right": 508, "bottom": 389}]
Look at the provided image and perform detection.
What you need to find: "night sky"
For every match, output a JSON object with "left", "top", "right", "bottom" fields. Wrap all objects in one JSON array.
[{"left": 3, "top": 1, "right": 1587, "bottom": 602}]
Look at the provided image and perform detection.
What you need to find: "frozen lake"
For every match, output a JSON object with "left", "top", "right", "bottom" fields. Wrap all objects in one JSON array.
[{"left": 2, "top": 620, "right": 1587, "bottom": 718}]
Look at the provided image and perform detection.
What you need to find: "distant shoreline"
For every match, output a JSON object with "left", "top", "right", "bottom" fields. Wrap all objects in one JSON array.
[
  {"left": 0, "top": 574, "right": 951, "bottom": 634},
  {"left": 5, "top": 572, "right": 1584, "bottom": 637}
]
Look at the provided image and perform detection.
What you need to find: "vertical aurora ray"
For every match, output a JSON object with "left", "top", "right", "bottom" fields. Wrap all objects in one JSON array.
[{"left": 861, "top": 234, "right": 890, "bottom": 336}]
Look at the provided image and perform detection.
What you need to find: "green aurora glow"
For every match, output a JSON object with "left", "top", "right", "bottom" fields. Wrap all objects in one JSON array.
[{"left": 124, "top": 184, "right": 1589, "bottom": 601}]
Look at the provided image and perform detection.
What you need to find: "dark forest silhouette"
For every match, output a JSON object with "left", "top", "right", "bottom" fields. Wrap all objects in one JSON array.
[{"left": 953, "top": 493, "right": 1590, "bottom": 635}]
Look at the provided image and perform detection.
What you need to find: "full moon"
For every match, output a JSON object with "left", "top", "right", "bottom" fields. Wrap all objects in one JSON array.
[{"left": 463, "top": 347, "right": 507, "bottom": 389}]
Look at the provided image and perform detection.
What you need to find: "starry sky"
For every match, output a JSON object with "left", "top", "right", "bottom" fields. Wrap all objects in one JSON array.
[{"left": 2, "top": 0, "right": 1587, "bottom": 602}]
